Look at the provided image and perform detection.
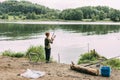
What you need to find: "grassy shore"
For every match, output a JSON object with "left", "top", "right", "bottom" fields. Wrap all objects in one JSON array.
[
  {"left": 1, "top": 47, "right": 120, "bottom": 70},
  {"left": 0, "top": 19, "right": 120, "bottom": 25},
  {"left": 0, "top": 46, "right": 120, "bottom": 80}
]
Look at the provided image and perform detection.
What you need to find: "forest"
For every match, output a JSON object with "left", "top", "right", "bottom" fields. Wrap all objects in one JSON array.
[{"left": 0, "top": 0, "right": 120, "bottom": 22}]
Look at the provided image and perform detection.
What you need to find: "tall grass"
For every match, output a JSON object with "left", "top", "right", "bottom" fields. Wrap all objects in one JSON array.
[
  {"left": 78, "top": 49, "right": 102, "bottom": 64},
  {"left": 26, "top": 45, "right": 45, "bottom": 61},
  {"left": 2, "top": 50, "right": 25, "bottom": 58},
  {"left": 103, "top": 59, "right": 120, "bottom": 69},
  {"left": 77, "top": 49, "right": 120, "bottom": 69},
  {"left": 1, "top": 45, "right": 45, "bottom": 62}
]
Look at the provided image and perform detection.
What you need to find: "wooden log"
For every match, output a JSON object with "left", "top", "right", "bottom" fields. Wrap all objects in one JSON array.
[{"left": 70, "top": 62, "right": 99, "bottom": 76}]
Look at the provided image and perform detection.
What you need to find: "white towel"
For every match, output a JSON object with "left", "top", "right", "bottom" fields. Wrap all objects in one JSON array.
[{"left": 20, "top": 69, "right": 45, "bottom": 79}]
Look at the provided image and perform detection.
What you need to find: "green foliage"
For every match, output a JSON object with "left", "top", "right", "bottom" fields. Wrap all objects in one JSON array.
[
  {"left": 78, "top": 49, "right": 101, "bottom": 64},
  {"left": 0, "top": 0, "right": 59, "bottom": 20},
  {"left": 1, "top": 14, "right": 9, "bottom": 19},
  {"left": 26, "top": 45, "right": 45, "bottom": 61},
  {"left": 59, "top": 6, "right": 120, "bottom": 22},
  {"left": 26, "top": 12, "right": 38, "bottom": 19},
  {"left": 0, "top": 1, "right": 49, "bottom": 15},
  {"left": 1, "top": 45, "right": 45, "bottom": 62},
  {"left": 77, "top": 49, "right": 120, "bottom": 69},
  {"left": 18, "top": 15, "right": 22, "bottom": 18},
  {"left": 0, "top": 0, "right": 120, "bottom": 21},
  {"left": 79, "top": 6, "right": 94, "bottom": 19},
  {"left": 110, "top": 10, "right": 120, "bottom": 22},
  {"left": 91, "top": 14, "right": 96, "bottom": 21},
  {"left": 103, "top": 59, "right": 120, "bottom": 69},
  {"left": 2, "top": 50, "right": 12, "bottom": 56},
  {"left": 2, "top": 50, "right": 25, "bottom": 58},
  {"left": 59, "top": 9, "right": 83, "bottom": 20},
  {"left": 99, "top": 11, "right": 107, "bottom": 20}
]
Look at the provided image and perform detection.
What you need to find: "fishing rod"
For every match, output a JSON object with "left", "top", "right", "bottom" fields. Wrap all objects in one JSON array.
[{"left": 84, "top": 55, "right": 120, "bottom": 67}]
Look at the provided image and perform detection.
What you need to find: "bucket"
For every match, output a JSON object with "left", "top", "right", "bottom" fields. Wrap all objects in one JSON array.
[{"left": 100, "top": 66, "right": 111, "bottom": 77}]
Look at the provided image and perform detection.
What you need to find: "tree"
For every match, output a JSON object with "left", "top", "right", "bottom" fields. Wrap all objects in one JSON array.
[
  {"left": 91, "top": 14, "right": 96, "bottom": 21},
  {"left": 99, "top": 11, "right": 107, "bottom": 20},
  {"left": 26, "top": 12, "right": 37, "bottom": 19},
  {"left": 96, "top": 6, "right": 110, "bottom": 17},
  {"left": 0, "top": 1, "right": 57, "bottom": 15},
  {"left": 59, "top": 9, "right": 83, "bottom": 20},
  {"left": 110, "top": 10, "right": 120, "bottom": 22},
  {"left": 1, "top": 14, "right": 8, "bottom": 19}
]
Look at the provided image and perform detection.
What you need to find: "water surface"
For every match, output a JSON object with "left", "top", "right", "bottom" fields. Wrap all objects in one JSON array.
[{"left": 0, "top": 23, "right": 120, "bottom": 64}]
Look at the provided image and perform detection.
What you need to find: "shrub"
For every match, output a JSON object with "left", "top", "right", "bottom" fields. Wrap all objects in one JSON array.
[
  {"left": 11, "top": 52, "right": 25, "bottom": 58},
  {"left": 2, "top": 50, "right": 12, "bottom": 56},
  {"left": 78, "top": 49, "right": 101, "bottom": 64},
  {"left": 103, "top": 59, "right": 120, "bottom": 69},
  {"left": 2, "top": 50, "right": 25, "bottom": 58},
  {"left": 77, "top": 49, "right": 120, "bottom": 69},
  {"left": 26, "top": 45, "right": 45, "bottom": 61},
  {"left": 1, "top": 14, "right": 9, "bottom": 19},
  {"left": 1, "top": 45, "right": 45, "bottom": 62}
]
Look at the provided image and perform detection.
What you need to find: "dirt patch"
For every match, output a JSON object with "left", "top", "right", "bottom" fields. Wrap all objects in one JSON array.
[{"left": 0, "top": 56, "right": 120, "bottom": 80}]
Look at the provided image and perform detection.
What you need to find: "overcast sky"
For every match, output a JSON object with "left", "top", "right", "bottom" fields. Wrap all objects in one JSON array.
[{"left": 0, "top": 0, "right": 120, "bottom": 10}]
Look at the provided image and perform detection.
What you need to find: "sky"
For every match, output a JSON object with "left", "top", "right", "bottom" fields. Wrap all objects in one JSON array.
[{"left": 0, "top": 0, "right": 120, "bottom": 10}]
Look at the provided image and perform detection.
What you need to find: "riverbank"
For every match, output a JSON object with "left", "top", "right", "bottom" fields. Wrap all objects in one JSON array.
[
  {"left": 0, "top": 56, "right": 120, "bottom": 80},
  {"left": 0, "top": 20, "right": 120, "bottom": 25}
]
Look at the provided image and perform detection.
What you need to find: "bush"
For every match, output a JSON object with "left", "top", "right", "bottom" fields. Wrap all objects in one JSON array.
[
  {"left": 2, "top": 50, "right": 12, "bottom": 56},
  {"left": 78, "top": 49, "right": 101, "bottom": 64},
  {"left": 1, "top": 45, "right": 45, "bottom": 62},
  {"left": 77, "top": 49, "right": 120, "bottom": 69},
  {"left": 26, "top": 45, "right": 45, "bottom": 61},
  {"left": 103, "top": 59, "right": 120, "bottom": 69},
  {"left": 1, "top": 14, "right": 9, "bottom": 19},
  {"left": 2, "top": 50, "right": 25, "bottom": 58},
  {"left": 11, "top": 52, "right": 25, "bottom": 58}
]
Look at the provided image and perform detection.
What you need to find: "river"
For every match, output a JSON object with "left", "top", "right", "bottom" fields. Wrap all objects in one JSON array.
[{"left": 0, "top": 23, "right": 120, "bottom": 64}]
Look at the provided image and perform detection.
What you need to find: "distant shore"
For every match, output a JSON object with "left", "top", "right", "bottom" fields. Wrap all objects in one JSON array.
[{"left": 0, "top": 20, "right": 120, "bottom": 25}]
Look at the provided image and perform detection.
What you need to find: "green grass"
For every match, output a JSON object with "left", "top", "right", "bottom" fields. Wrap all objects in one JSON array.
[
  {"left": 26, "top": 45, "right": 45, "bottom": 61},
  {"left": 2, "top": 50, "right": 25, "bottom": 58},
  {"left": 78, "top": 49, "right": 102, "bottom": 64},
  {"left": 1, "top": 45, "right": 45, "bottom": 62},
  {"left": 103, "top": 59, "right": 120, "bottom": 69},
  {"left": 77, "top": 49, "right": 120, "bottom": 69},
  {"left": 82, "top": 19, "right": 92, "bottom": 22},
  {"left": 8, "top": 16, "right": 14, "bottom": 20}
]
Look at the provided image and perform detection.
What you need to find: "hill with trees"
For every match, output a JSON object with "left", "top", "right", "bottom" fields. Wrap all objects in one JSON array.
[
  {"left": 59, "top": 6, "right": 120, "bottom": 22},
  {"left": 0, "top": 0, "right": 59, "bottom": 20},
  {"left": 0, "top": 0, "right": 120, "bottom": 22}
]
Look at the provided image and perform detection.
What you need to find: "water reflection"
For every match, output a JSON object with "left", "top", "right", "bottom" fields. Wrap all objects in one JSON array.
[
  {"left": 59, "top": 25, "right": 120, "bottom": 35},
  {"left": 0, "top": 23, "right": 120, "bottom": 41},
  {"left": 0, "top": 23, "right": 57, "bottom": 40}
]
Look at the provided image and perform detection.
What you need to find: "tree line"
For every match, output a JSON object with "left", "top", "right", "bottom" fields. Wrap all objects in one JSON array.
[
  {"left": 60, "top": 6, "right": 120, "bottom": 22},
  {"left": 0, "top": 0, "right": 59, "bottom": 20},
  {"left": 0, "top": 0, "right": 120, "bottom": 22}
]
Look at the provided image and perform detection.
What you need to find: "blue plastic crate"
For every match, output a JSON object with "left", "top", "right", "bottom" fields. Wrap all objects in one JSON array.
[{"left": 100, "top": 66, "right": 111, "bottom": 77}]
